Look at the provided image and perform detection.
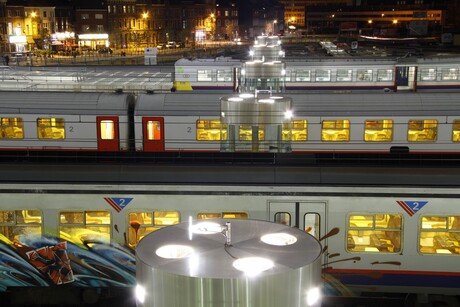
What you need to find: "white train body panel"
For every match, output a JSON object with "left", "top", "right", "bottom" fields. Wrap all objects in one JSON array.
[{"left": 174, "top": 57, "right": 460, "bottom": 93}]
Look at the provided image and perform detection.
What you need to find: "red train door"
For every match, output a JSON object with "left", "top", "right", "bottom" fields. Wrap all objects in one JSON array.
[
  {"left": 142, "top": 117, "right": 164, "bottom": 152},
  {"left": 96, "top": 116, "right": 119, "bottom": 151}
]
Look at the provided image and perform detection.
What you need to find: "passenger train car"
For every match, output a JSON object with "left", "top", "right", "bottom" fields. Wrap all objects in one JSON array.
[
  {"left": 1, "top": 91, "right": 460, "bottom": 155},
  {"left": 173, "top": 56, "right": 460, "bottom": 93},
  {"left": 0, "top": 183, "right": 459, "bottom": 304}
]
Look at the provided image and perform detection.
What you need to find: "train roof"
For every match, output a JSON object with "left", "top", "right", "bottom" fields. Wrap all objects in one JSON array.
[
  {"left": 0, "top": 91, "right": 134, "bottom": 115},
  {"left": 136, "top": 92, "right": 460, "bottom": 117},
  {"left": 175, "top": 57, "right": 242, "bottom": 67},
  {"left": 288, "top": 92, "right": 460, "bottom": 117},
  {"left": 136, "top": 93, "right": 221, "bottom": 116}
]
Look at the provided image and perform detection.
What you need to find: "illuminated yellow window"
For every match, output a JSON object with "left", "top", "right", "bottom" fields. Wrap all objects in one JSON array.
[
  {"left": 154, "top": 211, "right": 180, "bottom": 226},
  {"left": 283, "top": 120, "right": 307, "bottom": 141},
  {"left": 146, "top": 120, "right": 161, "bottom": 140},
  {"left": 37, "top": 118, "right": 65, "bottom": 139},
  {"left": 60, "top": 211, "right": 111, "bottom": 245},
  {"left": 347, "top": 213, "right": 402, "bottom": 253},
  {"left": 419, "top": 216, "right": 460, "bottom": 255},
  {"left": 364, "top": 119, "right": 393, "bottom": 142},
  {"left": 126, "top": 211, "right": 179, "bottom": 248},
  {"left": 222, "top": 212, "right": 248, "bottom": 219},
  {"left": 453, "top": 120, "right": 460, "bottom": 142},
  {"left": 322, "top": 120, "right": 350, "bottom": 141},
  {"left": 0, "top": 117, "right": 24, "bottom": 139},
  {"left": 239, "top": 125, "right": 252, "bottom": 141},
  {"left": 408, "top": 119, "right": 437, "bottom": 142},
  {"left": 197, "top": 212, "right": 248, "bottom": 219},
  {"left": 0, "top": 210, "right": 42, "bottom": 241},
  {"left": 238, "top": 125, "right": 264, "bottom": 141},
  {"left": 196, "top": 120, "right": 227, "bottom": 141},
  {"left": 100, "top": 120, "right": 114, "bottom": 140}
]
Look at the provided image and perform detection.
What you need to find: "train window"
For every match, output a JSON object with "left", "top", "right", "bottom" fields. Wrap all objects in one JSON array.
[
  {"left": 197, "top": 213, "right": 221, "bottom": 219},
  {"left": 336, "top": 69, "right": 352, "bottom": 82},
  {"left": 37, "top": 118, "right": 65, "bottom": 139},
  {"left": 197, "top": 212, "right": 248, "bottom": 219},
  {"left": 146, "top": 120, "right": 161, "bottom": 140},
  {"left": 60, "top": 210, "right": 111, "bottom": 244},
  {"left": 127, "top": 211, "right": 179, "bottom": 248},
  {"left": 347, "top": 213, "right": 402, "bottom": 253},
  {"left": 295, "top": 70, "right": 311, "bottom": 82},
  {"left": 154, "top": 211, "right": 180, "bottom": 226},
  {"left": 305, "top": 213, "right": 320, "bottom": 239},
  {"left": 441, "top": 68, "right": 458, "bottom": 81},
  {"left": 197, "top": 70, "right": 213, "bottom": 81},
  {"left": 128, "top": 212, "right": 157, "bottom": 248},
  {"left": 377, "top": 69, "right": 393, "bottom": 81},
  {"left": 419, "top": 215, "right": 460, "bottom": 255},
  {"left": 357, "top": 69, "right": 373, "bottom": 81},
  {"left": 364, "top": 119, "right": 393, "bottom": 142},
  {"left": 217, "top": 70, "right": 232, "bottom": 82},
  {"left": 0, "top": 117, "right": 24, "bottom": 139},
  {"left": 452, "top": 120, "right": 460, "bottom": 142},
  {"left": 274, "top": 212, "right": 291, "bottom": 226},
  {"left": 100, "top": 120, "right": 115, "bottom": 140},
  {"left": 238, "top": 125, "right": 265, "bottom": 141},
  {"left": 196, "top": 120, "right": 227, "bottom": 141},
  {"left": 223, "top": 212, "right": 248, "bottom": 219},
  {"left": 315, "top": 69, "right": 331, "bottom": 82},
  {"left": 0, "top": 210, "right": 42, "bottom": 241},
  {"left": 420, "top": 68, "right": 437, "bottom": 81},
  {"left": 283, "top": 120, "right": 307, "bottom": 141},
  {"left": 321, "top": 120, "right": 350, "bottom": 142},
  {"left": 407, "top": 119, "right": 437, "bottom": 142}
]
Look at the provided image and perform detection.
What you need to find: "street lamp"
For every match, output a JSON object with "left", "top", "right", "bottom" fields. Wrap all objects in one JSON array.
[{"left": 273, "top": 20, "right": 277, "bottom": 35}]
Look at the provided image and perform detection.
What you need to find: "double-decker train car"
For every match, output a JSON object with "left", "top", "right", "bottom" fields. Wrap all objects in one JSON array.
[
  {"left": 0, "top": 183, "right": 459, "bottom": 304},
  {"left": 1, "top": 91, "right": 460, "bottom": 155},
  {"left": 0, "top": 91, "right": 135, "bottom": 152},
  {"left": 173, "top": 57, "right": 460, "bottom": 93}
]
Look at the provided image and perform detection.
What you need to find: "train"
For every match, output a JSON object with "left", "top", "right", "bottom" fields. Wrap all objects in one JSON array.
[
  {"left": 173, "top": 35, "right": 460, "bottom": 94},
  {"left": 1, "top": 90, "right": 460, "bottom": 155},
  {"left": 172, "top": 55, "right": 460, "bottom": 93},
  {"left": 0, "top": 183, "right": 459, "bottom": 305}
]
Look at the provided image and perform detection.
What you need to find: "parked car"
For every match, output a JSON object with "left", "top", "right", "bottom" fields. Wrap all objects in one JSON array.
[
  {"left": 98, "top": 47, "right": 113, "bottom": 54},
  {"left": 166, "top": 41, "right": 177, "bottom": 49},
  {"left": 156, "top": 43, "right": 166, "bottom": 50}
]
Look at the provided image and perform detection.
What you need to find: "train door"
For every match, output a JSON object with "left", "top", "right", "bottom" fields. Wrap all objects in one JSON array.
[
  {"left": 142, "top": 117, "right": 164, "bottom": 152},
  {"left": 268, "top": 200, "right": 326, "bottom": 240},
  {"left": 96, "top": 116, "right": 119, "bottom": 151},
  {"left": 395, "top": 66, "right": 416, "bottom": 91}
]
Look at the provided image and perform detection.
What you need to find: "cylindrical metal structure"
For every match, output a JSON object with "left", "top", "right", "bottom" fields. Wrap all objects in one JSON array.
[
  {"left": 220, "top": 94, "right": 291, "bottom": 126},
  {"left": 243, "top": 61, "right": 285, "bottom": 78},
  {"left": 136, "top": 219, "right": 322, "bottom": 307}
]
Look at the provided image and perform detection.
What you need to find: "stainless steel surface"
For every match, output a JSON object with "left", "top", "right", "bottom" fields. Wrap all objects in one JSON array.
[
  {"left": 220, "top": 95, "right": 291, "bottom": 125},
  {"left": 136, "top": 219, "right": 322, "bottom": 307}
]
